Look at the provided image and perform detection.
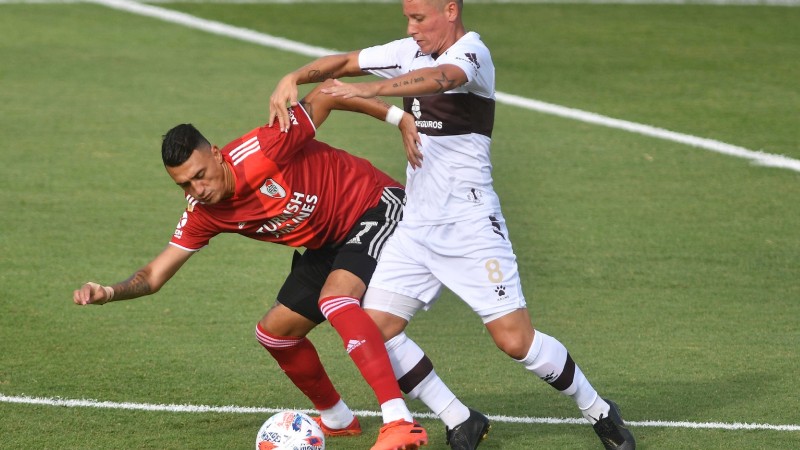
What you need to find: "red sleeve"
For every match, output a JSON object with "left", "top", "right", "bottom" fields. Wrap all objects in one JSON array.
[
  {"left": 168, "top": 203, "right": 217, "bottom": 251},
  {"left": 259, "top": 104, "right": 316, "bottom": 166}
]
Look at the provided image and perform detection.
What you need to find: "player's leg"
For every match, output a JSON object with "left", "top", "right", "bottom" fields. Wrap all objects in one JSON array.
[
  {"left": 368, "top": 302, "right": 491, "bottom": 450},
  {"left": 365, "top": 224, "right": 490, "bottom": 450},
  {"left": 485, "top": 311, "right": 634, "bottom": 448},
  {"left": 322, "top": 187, "right": 428, "bottom": 450},
  {"left": 440, "top": 213, "right": 635, "bottom": 449},
  {"left": 258, "top": 250, "right": 360, "bottom": 435},
  {"left": 318, "top": 269, "right": 410, "bottom": 420}
]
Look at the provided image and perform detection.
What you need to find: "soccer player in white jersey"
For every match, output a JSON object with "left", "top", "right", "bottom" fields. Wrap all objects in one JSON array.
[{"left": 269, "top": 0, "right": 636, "bottom": 449}]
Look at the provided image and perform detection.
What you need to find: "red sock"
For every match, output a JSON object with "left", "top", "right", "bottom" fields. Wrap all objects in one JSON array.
[
  {"left": 319, "top": 296, "right": 403, "bottom": 404},
  {"left": 255, "top": 323, "right": 341, "bottom": 410}
]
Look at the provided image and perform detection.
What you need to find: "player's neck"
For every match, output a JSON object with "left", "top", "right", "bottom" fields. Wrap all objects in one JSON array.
[
  {"left": 441, "top": 27, "right": 466, "bottom": 54},
  {"left": 221, "top": 161, "right": 235, "bottom": 200}
]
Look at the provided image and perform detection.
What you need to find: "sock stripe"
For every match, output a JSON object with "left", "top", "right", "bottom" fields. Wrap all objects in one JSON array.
[
  {"left": 550, "top": 353, "right": 576, "bottom": 392},
  {"left": 255, "top": 324, "right": 303, "bottom": 349},
  {"left": 397, "top": 355, "right": 434, "bottom": 395},
  {"left": 319, "top": 296, "right": 360, "bottom": 320}
]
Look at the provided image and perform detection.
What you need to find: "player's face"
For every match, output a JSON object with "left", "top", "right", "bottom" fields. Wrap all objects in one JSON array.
[
  {"left": 166, "top": 146, "right": 230, "bottom": 204},
  {"left": 404, "top": 0, "right": 455, "bottom": 55}
]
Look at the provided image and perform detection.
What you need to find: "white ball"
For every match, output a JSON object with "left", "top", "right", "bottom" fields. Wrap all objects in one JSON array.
[{"left": 255, "top": 410, "right": 325, "bottom": 450}]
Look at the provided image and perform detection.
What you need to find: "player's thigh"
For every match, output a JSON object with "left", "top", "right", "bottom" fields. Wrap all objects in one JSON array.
[
  {"left": 367, "top": 224, "right": 443, "bottom": 304},
  {"left": 274, "top": 248, "right": 335, "bottom": 325},
  {"left": 330, "top": 186, "right": 405, "bottom": 293},
  {"left": 431, "top": 214, "right": 527, "bottom": 321}
]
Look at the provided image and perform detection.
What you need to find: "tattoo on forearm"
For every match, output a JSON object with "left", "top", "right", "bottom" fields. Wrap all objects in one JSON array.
[
  {"left": 392, "top": 74, "right": 449, "bottom": 94},
  {"left": 113, "top": 271, "right": 152, "bottom": 300},
  {"left": 374, "top": 97, "right": 392, "bottom": 108},
  {"left": 308, "top": 69, "right": 335, "bottom": 82},
  {"left": 392, "top": 76, "right": 426, "bottom": 89},
  {"left": 433, "top": 71, "right": 457, "bottom": 93}
]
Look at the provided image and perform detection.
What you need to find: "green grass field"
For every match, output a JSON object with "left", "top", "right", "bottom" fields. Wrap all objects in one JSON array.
[{"left": 1, "top": 1, "right": 799, "bottom": 448}]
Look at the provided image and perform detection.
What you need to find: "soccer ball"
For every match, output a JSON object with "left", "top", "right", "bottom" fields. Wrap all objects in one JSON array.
[{"left": 255, "top": 410, "right": 325, "bottom": 450}]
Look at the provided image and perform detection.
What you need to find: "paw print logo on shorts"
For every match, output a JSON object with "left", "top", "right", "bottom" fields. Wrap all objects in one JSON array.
[{"left": 495, "top": 285, "right": 506, "bottom": 297}]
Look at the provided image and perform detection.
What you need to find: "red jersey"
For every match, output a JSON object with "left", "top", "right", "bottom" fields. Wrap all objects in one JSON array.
[{"left": 169, "top": 105, "right": 402, "bottom": 251}]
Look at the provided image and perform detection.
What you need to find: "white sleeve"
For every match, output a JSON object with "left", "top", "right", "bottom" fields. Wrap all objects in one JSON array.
[
  {"left": 358, "top": 38, "right": 414, "bottom": 79},
  {"left": 438, "top": 38, "right": 495, "bottom": 98}
]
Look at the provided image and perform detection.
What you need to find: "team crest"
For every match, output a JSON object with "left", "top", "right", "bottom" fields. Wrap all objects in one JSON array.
[{"left": 259, "top": 179, "right": 287, "bottom": 199}]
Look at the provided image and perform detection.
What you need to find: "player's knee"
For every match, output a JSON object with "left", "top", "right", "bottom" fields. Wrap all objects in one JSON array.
[
  {"left": 366, "top": 308, "right": 408, "bottom": 341},
  {"left": 258, "top": 302, "right": 317, "bottom": 337},
  {"left": 494, "top": 337, "right": 530, "bottom": 360},
  {"left": 486, "top": 310, "right": 535, "bottom": 359}
]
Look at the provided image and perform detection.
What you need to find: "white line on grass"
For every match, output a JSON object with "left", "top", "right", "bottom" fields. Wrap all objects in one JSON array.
[
  {"left": 3, "top": 0, "right": 797, "bottom": 436},
  {"left": 3, "top": 0, "right": 800, "bottom": 171},
  {"left": 78, "top": 0, "right": 800, "bottom": 173},
  {"left": 3, "top": 393, "right": 800, "bottom": 432},
  {"left": 5, "top": 0, "right": 800, "bottom": 5}
]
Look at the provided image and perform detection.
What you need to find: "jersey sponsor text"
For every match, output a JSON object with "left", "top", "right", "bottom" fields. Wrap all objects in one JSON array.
[{"left": 256, "top": 191, "right": 318, "bottom": 238}]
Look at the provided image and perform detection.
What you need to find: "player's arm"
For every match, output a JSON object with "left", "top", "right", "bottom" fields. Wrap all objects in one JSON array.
[
  {"left": 300, "top": 79, "right": 424, "bottom": 168},
  {"left": 73, "top": 244, "right": 193, "bottom": 306},
  {"left": 321, "top": 64, "right": 468, "bottom": 100},
  {"left": 269, "top": 51, "right": 364, "bottom": 131}
]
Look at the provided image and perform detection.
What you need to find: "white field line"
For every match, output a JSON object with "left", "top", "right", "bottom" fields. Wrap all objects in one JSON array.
[
  {"left": 4, "top": 0, "right": 800, "bottom": 5},
  {"left": 145, "top": 0, "right": 800, "bottom": 5},
  {"left": 3, "top": 393, "right": 800, "bottom": 431},
  {"left": 80, "top": 0, "right": 800, "bottom": 173},
  {"left": 5, "top": 0, "right": 800, "bottom": 172},
  {"left": 3, "top": 0, "right": 797, "bottom": 435}
]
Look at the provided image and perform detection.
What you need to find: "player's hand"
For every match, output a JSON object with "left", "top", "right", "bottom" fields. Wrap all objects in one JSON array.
[
  {"left": 399, "top": 113, "right": 423, "bottom": 169},
  {"left": 73, "top": 282, "right": 113, "bottom": 306},
  {"left": 321, "top": 79, "right": 378, "bottom": 99},
  {"left": 269, "top": 75, "right": 300, "bottom": 132}
]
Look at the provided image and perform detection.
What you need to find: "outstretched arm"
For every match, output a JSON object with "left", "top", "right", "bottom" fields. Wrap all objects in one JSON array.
[
  {"left": 300, "top": 79, "right": 424, "bottom": 168},
  {"left": 269, "top": 51, "right": 364, "bottom": 132},
  {"left": 321, "top": 64, "right": 468, "bottom": 100},
  {"left": 73, "top": 244, "right": 193, "bottom": 305}
]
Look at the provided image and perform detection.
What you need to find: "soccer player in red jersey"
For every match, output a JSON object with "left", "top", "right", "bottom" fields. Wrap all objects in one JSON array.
[{"left": 72, "top": 81, "right": 428, "bottom": 450}]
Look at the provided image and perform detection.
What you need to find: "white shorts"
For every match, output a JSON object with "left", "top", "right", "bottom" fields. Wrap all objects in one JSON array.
[{"left": 364, "top": 212, "right": 527, "bottom": 323}]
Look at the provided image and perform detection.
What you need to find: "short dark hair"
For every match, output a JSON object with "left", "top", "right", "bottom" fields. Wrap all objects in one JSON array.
[{"left": 161, "top": 123, "right": 211, "bottom": 167}]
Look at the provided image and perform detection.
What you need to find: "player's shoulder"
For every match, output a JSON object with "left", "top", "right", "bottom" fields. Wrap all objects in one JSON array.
[
  {"left": 450, "top": 32, "right": 491, "bottom": 55},
  {"left": 363, "top": 36, "right": 418, "bottom": 57},
  {"left": 221, "top": 126, "right": 261, "bottom": 152}
]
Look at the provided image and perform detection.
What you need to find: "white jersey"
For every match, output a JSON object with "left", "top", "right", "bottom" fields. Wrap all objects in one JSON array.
[{"left": 359, "top": 32, "right": 500, "bottom": 225}]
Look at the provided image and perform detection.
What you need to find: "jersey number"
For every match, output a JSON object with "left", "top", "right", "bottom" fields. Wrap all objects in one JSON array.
[
  {"left": 347, "top": 221, "right": 378, "bottom": 245},
  {"left": 485, "top": 258, "right": 504, "bottom": 283}
]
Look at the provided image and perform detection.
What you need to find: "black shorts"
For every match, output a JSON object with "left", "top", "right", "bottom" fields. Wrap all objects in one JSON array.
[{"left": 276, "top": 187, "right": 405, "bottom": 324}]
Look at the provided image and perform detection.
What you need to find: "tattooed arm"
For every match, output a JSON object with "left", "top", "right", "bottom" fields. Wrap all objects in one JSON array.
[
  {"left": 269, "top": 51, "right": 364, "bottom": 131},
  {"left": 320, "top": 65, "right": 468, "bottom": 100},
  {"left": 73, "top": 245, "right": 193, "bottom": 305},
  {"left": 300, "top": 79, "right": 424, "bottom": 168}
]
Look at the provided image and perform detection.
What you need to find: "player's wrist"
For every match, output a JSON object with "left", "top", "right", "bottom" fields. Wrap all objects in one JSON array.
[
  {"left": 385, "top": 105, "right": 404, "bottom": 127},
  {"left": 101, "top": 285, "right": 115, "bottom": 304}
]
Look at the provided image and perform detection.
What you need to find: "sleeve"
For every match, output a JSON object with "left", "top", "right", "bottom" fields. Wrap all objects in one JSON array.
[
  {"left": 259, "top": 104, "right": 317, "bottom": 166},
  {"left": 168, "top": 206, "right": 216, "bottom": 252},
  {"left": 358, "top": 38, "right": 410, "bottom": 79},
  {"left": 438, "top": 39, "right": 494, "bottom": 98}
]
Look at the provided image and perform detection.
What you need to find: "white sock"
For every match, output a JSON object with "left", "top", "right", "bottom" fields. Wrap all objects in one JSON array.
[
  {"left": 405, "top": 370, "right": 470, "bottom": 428},
  {"left": 581, "top": 396, "right": 611, "bottom": 424},
  {"left": 517, "top": 331, "right": 601, "bottom": 413},
  {"left": 385, "top": 333, "right": 467, "bottom": 426},
  {"left": 318, "top": 399, "right": 355, "bottom": 429},
  {"left": 380, "top": 397, "right": 413, "bottom": 424},
  {"left": 438, "top": 398, "right": 471, "bottom": 429}
]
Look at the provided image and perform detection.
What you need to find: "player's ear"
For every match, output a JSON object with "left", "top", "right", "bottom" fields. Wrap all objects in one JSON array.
[{"left": 211, "top": 145, "right": 223, "bottom": 163}]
